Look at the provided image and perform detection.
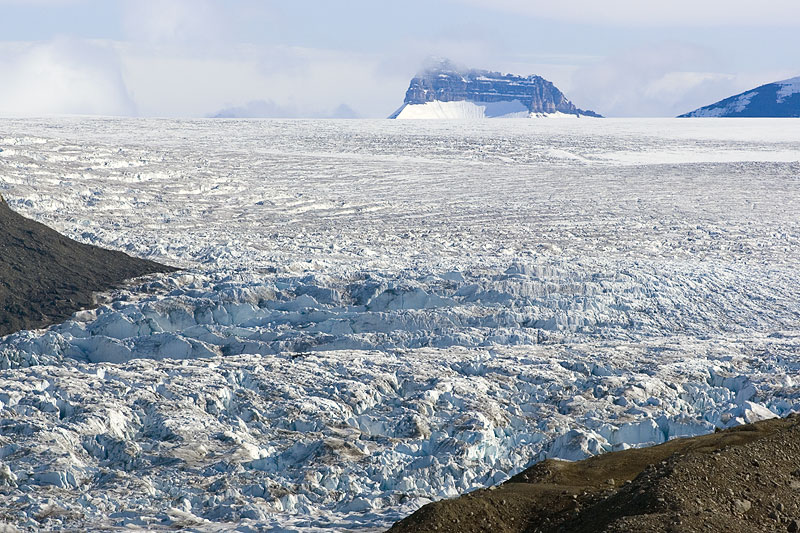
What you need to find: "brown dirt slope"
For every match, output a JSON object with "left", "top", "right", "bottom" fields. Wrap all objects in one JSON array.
[
  {"left": 0, "top": 195, "right": 177, "bottom": 336},
  {"left": 388, "top": 415, "right": 800, "bottom": 533}
]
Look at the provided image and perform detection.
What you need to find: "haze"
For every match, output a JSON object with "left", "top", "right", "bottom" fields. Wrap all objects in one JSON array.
[{"left": 0, "top": 0, "right": 798, "bottom": 118}]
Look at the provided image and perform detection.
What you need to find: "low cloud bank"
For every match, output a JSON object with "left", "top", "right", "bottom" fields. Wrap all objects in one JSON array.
[{"left": 0, "top": 38, "right": 136, "bottom": 117}]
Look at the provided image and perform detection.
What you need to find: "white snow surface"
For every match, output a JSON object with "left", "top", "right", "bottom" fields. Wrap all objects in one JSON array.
[
  {"left": 392, "top": 101, "right": 581, "bottom": 119},
  {"left": 0, "top": 118, "right": 800, "bottom": 531}
]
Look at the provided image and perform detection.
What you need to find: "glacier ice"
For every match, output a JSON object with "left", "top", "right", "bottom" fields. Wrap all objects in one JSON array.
[{"left": 0, "top": 117, "right": 799, "bottom": 531}]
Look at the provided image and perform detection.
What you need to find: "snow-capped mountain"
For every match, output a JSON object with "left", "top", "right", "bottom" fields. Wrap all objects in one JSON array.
[
  {"left": 679, "top": 76, "right": 800, "bottom": 117},
  {"left": 390, "top": 60, "right": 601, "bottom": 119}
]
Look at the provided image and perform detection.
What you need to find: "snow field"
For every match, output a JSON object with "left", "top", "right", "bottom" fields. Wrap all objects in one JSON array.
[{"left": 391, "top": 101, "right": 580, "bottom": 119}]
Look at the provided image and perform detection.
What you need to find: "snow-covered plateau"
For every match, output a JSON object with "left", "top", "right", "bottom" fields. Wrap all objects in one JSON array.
[{"left": 0, "top": 118, "right": 799, "bottom": 532}]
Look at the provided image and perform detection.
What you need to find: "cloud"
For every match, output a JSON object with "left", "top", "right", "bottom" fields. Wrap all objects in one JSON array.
[
  {"left": 564, "top": 42, "right": 792, "bottom": 117},
  {"left": 376, "top": 36, "right": 506, "bottom": 80},
  {"left": 328, "top": 104, "right": 359, "bottom": 119},
  {"left": 0, "top": 0, "right": 80, "bottom": 4},
  {"left": 248, "top": 46, "right": 404, "bottom": 118},
  {"left": 0, "top": 38, "right": 136, "bottom": 116},
  {"left": 452, "top": 0, "right": 800, "bottom": 26},
  {"left": 115, "top": 42, "right": 400, "bottom": 118},
  {"left": 209, "top": 100, "right": 359, "bottom": 119},
  {"left": 211, "top": 99, "right": 298, "bottom": 119},
  {"left": 122, "top": 0, "right": 226, "bottom": 43}
]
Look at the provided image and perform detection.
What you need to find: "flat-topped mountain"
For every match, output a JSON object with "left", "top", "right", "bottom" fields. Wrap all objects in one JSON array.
[
  {"left": 0, "top": 195, "right": 176, "bottom": 336},
  {"left": 390, "top": 60, "right": 602, "bottom": 119},
  {"left": 680, "top": 76, "right": 800, "bottom": 117}
]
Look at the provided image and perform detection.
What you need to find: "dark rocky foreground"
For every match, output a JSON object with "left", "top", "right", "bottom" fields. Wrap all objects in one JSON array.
[
  {"left": 0, "top": 195, "right": 176, "bottom": 336},
  {"left": 388, "top": 415, "right": 800, "bottom": 533}
]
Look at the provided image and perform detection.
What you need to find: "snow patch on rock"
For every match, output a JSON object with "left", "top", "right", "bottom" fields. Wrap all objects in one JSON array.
[
  {"left": 777, "top": 76, "right": 800, "bottom": 103},
  {"left": 393, "top": 101, "right": 586, "bottom": 119}
]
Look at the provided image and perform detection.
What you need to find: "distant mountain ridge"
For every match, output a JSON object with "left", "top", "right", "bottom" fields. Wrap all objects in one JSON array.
[
  {"left": 391, "top": 60, "right": 601, "bottom": 119},
  {"left": 680, "top": 76, "right": 800, "bottom": 117}
]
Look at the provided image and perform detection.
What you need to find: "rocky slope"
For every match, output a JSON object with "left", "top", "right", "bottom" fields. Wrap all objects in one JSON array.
[
  {"left": 0, "top": 195, "right": 176, "bottom": 336},
  {"left": 679, "top": 76, "right": 800, "bottom": 117},
  {"left": 391, "top": 61, "right": 601, "bottom": 119},
  {"left": 388, "top": 415, "right": 800, "bottom": 533}
]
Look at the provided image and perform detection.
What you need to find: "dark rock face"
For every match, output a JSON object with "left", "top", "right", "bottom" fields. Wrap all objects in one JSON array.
[
  {"left": 392, "top": 61, "right": 601, "bottom": 117},
  {"left": 679, "top": 76, "right": 800, "bottom": 117},
  {"left": 0, "top": 195, "right": 177, "bottom": 336}
]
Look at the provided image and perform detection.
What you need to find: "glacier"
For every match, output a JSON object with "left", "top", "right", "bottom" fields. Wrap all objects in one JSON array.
[{"left": 0, "top": 117, "right": 799, "bottom": 531}]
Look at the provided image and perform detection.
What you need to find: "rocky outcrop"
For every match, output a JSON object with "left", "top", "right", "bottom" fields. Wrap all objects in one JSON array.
[
  {"left": 0, "top": 195, "right": 176, "bottom": 336},
  {"left": 391, "top": 60, "right": 601, "bottom": 118},
  {"left": 679, "top": 76, "right": 800, "bottom": 117},
  {"left": 388, "top": 415, "right": 800, "bottom": 533}
]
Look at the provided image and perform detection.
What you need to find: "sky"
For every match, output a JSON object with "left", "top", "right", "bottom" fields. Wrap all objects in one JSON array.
[{"left": 0, "top": 0, "right": 798, "bottom": 118}]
